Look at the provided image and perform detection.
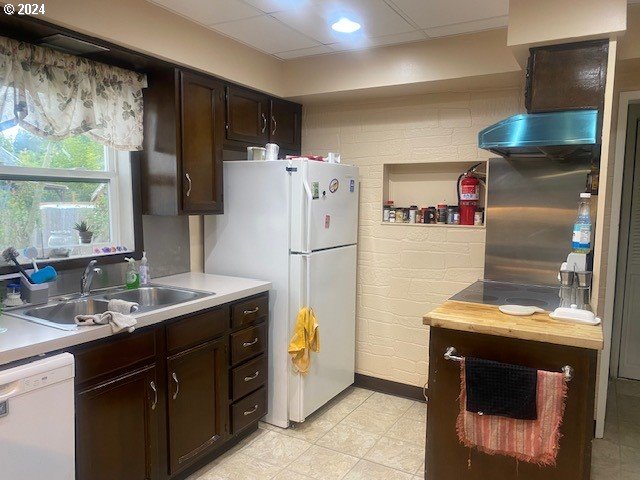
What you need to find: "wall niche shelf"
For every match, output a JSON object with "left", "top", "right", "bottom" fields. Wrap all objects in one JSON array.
[
  {"left": 382, "top": 160, "right": 489, "bottom": 226},
  {"left": 379, "top": 222, "right": 485, "bottom": 229}
]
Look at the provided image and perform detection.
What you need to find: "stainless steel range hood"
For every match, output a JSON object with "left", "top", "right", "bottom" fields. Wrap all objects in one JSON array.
[{"left": 478, "top": 109, "right": 599, "bottom": 159}]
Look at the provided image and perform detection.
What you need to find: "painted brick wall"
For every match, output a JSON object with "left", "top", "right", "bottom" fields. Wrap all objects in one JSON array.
[{"left": 301, "top": 88, "right": 524, "bottom": 387}]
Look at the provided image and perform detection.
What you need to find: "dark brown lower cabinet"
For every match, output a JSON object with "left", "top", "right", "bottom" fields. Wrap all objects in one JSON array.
[
  {"left": 76, "top": 365, "right": 159, "bottom": 480},
  {"left": 426, "top": 326, "right": 597, "bottom": 480},
  {"left": 73, "top": 291, "right": 270, "bottom": 480},
  {"left": 167, "top": 339, "right": 229, "bottom": 475}
]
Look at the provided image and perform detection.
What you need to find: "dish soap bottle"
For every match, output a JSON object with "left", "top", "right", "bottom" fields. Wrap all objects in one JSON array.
[
  {"left": 125, "top": 257, "right": 140, "bottom": 289},
  {"left": 139, "top": 251, "right": 150, "bottom": 286},
  {"left": 572, "top": 193, "right": 592, "bottom": 253}
]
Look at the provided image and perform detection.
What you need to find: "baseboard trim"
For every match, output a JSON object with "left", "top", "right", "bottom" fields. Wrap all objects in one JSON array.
[{"left": 354, "top": 373, "right": 426, "bottom": 402}]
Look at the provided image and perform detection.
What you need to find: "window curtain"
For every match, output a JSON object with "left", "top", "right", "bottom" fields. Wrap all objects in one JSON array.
[{"left": 0, "top": 36, "right": 147, "bottom": 151}]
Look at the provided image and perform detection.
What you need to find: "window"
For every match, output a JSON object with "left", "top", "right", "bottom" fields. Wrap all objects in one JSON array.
[{"left": 0, "top": 125, "right": 136, "bottom": 265}]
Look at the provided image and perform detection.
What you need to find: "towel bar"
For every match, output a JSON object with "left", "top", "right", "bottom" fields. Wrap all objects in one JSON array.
[{"left": 444, "top": 346, "right": 573, "bottom": 382}]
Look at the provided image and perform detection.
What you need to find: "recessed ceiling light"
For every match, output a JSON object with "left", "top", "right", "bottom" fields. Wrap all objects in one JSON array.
[{"left": 331, "top": 17, "right": 361, "bottom": 33}]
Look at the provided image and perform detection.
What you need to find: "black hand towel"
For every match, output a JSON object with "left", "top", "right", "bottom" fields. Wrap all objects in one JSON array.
[{"left": 465, "top": 357, "right": 538, "bottom": 420}]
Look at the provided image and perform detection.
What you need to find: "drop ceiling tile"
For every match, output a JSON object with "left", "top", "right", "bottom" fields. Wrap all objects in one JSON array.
[
  {"left": 274, "top": 44, "right": 333, "bottom": 59},
  {"left": 328, "top": 30, "right": 426, "bottom": 53},
  {"left": 273, "top": 0, "right": 414, "bottom": 44},
  {"left": 389, "top": 0, "right": 508, "bottom": 29},
  {"left": 150, "top": 0, "right": 261, "bottom": 26},
  {"left": 212, "top": 15, "right": 319, "bottom": 54},
  {"left": 424, "top": 16, "right": 509, "bottom": 38},
  {"left": 242, "top": 0, "right": 312, "bottom": 14}
]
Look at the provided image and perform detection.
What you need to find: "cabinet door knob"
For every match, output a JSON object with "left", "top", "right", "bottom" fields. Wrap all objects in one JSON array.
[
  {"left": 243, "top": 404, "right": 259, "bottom": 416},
  {"left": 243, "top": 306, "right": 259, "bottom": 316},
  {"left": 244, "top": 371, "right": 260, "bottom": 382},
  {"left": 172, "top": 372, "right": 180, "bottom": 400},
  {"left": 261, "top": 113, "right": 267, "bottom": 133},
  {"left": 185, "top": 173, "right": 192, "bottom": 197},
  {"left": 271, "top": 115, "right": 277, "bottom": 135},
  {"left": 242, "top": 337, "right": 259, "bottom": 348},
  {"left": 150, "top": 381, "right": 158, "bottom": 410}
]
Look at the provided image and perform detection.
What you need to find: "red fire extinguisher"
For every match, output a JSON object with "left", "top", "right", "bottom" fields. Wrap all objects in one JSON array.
[{"left": 457, "top": 164, "right": 482, "bottom": 225}]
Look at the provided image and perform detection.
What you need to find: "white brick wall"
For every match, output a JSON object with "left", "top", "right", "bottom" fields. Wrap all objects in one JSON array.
[{"left": 302, "top": 88, "right": 524, "bottom": 387}]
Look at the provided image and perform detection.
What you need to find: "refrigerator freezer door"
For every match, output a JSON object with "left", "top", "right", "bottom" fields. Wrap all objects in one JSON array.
[
  {"left": 290, "top": 161, "right": 359, "bottom": 253},
  {"left": 289, "top": 245, "right": 357, "bottom": 422}
]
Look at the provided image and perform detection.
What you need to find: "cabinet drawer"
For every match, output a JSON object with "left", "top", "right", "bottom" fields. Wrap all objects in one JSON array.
[
  {"left": 230, "top": 323, "right": 266, "bottom": 365},
  {"left": 231, "top": 294, "right": 268, "bottom": 329},
  {"left": 231, "top": 355, "right": 266, "bottom": 401},
  {"left": 74, "top": 329, "right": 157, "bottom": 386},
  {"left": 166, "top": 306, "right": 229, "bottom": 354},
  {"left": 231, "top": 387, "right": 266, "bottom": 433}
]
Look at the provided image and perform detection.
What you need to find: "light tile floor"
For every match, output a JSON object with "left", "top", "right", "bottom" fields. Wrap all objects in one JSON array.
[
  {"left": 188, "top": 388, "right": 426, "bottom": 480},
  {"left": 591, "top": 378, "right": 640, "bottom": 480},
  {"left": 188, "top": 378, "right": 640, "bottom": 480}
]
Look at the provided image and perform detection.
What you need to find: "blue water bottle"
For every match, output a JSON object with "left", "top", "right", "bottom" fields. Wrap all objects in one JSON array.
[{"left": 572, "top": 193, "right": 592, "bottom": 253}]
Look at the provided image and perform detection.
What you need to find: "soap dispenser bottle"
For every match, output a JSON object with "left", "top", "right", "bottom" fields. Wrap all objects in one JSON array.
[
  {"left": 139, "top": 251, "right": 150, "bottom": 286},
  {"left": 124, "top": 257, "right": 140, "bottom": 289}
]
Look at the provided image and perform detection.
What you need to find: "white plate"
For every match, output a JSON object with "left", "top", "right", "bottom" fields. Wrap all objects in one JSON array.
[{"left": 499, "top": 304, "right": 545, "bottom": 316}]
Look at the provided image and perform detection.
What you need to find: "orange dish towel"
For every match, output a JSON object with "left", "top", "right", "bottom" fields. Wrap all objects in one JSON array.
[
  {"left": 288, "top": 307, "right": 320, "bottom": 374},
  {"left": 456, "top": 359, "right": 568, "bottom": 466}
]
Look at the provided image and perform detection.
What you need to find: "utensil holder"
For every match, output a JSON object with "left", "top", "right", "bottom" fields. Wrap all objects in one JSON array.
[{"left": 20, "top": 278, "right": 49, "bottom": 305}]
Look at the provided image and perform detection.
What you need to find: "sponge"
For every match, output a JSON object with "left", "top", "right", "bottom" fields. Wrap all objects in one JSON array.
[{"left": 31, "top": 266, "right": 57, "bottom": 284}]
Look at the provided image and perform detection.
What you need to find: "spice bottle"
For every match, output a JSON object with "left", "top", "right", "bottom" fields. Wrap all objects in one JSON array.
[{"left": 409, "top": 205, "right": 418, "bottom": 223}]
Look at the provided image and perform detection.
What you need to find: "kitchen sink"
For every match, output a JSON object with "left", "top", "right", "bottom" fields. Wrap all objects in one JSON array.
[
  {"left": 102, "top": 286, "right": 209, "bottom": 310},
  {"left": 15, "top": 297, "right": 110, "bottom": 331},
  {"left": 6, "top": 285, "right": 212, "bottom": 331}
]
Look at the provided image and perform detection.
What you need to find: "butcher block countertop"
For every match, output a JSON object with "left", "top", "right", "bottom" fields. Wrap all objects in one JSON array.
[{"left": 423, "top": 300, "right": 604, "bottom": 350}]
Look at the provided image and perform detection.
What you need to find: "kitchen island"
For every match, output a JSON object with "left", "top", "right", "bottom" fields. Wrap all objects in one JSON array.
[{"left": 423, "top": 300, "right": 603, "bottom": 480}]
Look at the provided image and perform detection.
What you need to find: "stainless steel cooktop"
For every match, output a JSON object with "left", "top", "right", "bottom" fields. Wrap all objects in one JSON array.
[{"left": 449, "top": 280, "right": 560, "bottom": 311}]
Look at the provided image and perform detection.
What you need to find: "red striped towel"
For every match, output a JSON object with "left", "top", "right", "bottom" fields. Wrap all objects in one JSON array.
[{"left": 456, "top": 359, "right": 568, "bottom": 466}]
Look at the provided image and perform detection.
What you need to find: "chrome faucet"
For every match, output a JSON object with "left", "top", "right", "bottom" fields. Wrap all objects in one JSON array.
[{"left": 80, "top": 260, "right": 102, "bottom": 296}]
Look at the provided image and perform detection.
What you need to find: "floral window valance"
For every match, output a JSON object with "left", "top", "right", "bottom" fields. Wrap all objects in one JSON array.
[{"left": 0, "top": 36, "right": 147, "bottom": 151}]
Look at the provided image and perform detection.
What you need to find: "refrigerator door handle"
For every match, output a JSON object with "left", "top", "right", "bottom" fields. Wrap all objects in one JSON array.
[
  {"left": 301, "top": 161, "right": 313, "bottom": 253},
  {"left": 302, "top": 253, "right": 312, "bottom": 307}
]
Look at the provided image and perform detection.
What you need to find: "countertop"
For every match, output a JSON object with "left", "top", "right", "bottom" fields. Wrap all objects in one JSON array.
[
  {"left": 0, "top": 273, "right": 271, "bottom": 366},
  {"left": 423, "top": 300, "right": 604, "bottom": 350}
]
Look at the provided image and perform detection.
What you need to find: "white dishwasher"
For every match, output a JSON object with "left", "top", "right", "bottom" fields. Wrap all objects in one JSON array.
[{"left": 0, "top": 353, "right": 75, "bottom": 480}]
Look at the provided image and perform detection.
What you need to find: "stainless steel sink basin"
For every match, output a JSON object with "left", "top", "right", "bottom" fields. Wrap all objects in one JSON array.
[
  {"left": 6, "top": 285, "right": 212, "bottom": 331},
  {"left": 17, "top": 298, "right": 110, "bottom": 331},
  {"left": 102, "top": 286, "right": 209, "bottom": 310}
]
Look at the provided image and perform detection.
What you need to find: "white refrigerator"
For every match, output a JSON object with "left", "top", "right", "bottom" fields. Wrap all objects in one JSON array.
[{"left": 204, "top": 159, "right": 359, "bottom": 428}]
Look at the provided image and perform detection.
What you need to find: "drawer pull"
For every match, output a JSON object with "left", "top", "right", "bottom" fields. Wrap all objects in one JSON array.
[
  {"left": 261, "top": 113, "right": 267, "bottom": 133},
  {"left": 150, "top": 381, "right": 158, "bottom": 410},
  {"left": 243, "top": 306, "right": 260, "bottom": 316},
  {"left": 243, "top": 404, "right": 259, "bottom": 416},
  {"left": 244, "top": 371, "right": 260, "bottom": 382},
  {"left": 172, "top": 372, "right": 180, "bottom": 400},
  {"left": 243, "top": 338, "right": 259, "bottom": 348}
]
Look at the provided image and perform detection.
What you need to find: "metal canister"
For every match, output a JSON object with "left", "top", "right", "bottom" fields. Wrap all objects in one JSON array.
[
  {"left": 474, "top": 208, "right": 484, "bottom": 226},
  {"left": 446, "top": 206, "right": 456, "bottom": 224}
]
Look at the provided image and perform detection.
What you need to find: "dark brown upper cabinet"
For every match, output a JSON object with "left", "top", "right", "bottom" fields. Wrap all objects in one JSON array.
[
  {"left": 525, "top": 40, "right": 608, "bottom": 114},
  {"left": 223, "top": 86, "right": 302, "bottom": 156},
  {"left": 166, "top": 338, "right": 228, "bottom": 476},
  {"left": 180, "top": 72, "right": 224, "bottom": 213},
  {"left": 141, "top": 68, "right": 224, "bottom": 215},
  {"left": 270, "top": 98, "right": 302, "bottom": 152},
  {"left": 225, "top": 85, "right": 270, "bottom": 145}
]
